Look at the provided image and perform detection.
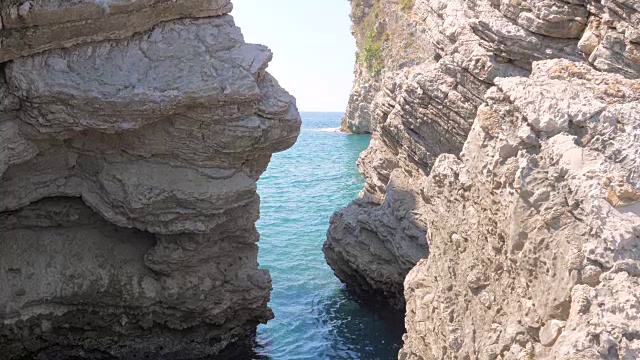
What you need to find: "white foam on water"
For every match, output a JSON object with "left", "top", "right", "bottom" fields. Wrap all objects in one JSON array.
[{"left": 316, "top": 127, "right": 342, "bottom": 133}]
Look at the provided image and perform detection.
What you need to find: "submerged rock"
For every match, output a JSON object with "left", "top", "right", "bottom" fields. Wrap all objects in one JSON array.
[{"left": 0, "top": 1, "right": 300, "bottom": 358}]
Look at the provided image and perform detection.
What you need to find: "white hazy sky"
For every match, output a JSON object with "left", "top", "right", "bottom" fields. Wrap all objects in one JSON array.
[{"left": 232, "top": 1, "right": 356, "bottom": 112}]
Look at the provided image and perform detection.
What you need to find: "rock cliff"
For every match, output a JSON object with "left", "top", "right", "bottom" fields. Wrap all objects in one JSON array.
[
  {"left": 402, "top": 57, "right": 640, "bottom": 360},
  {"left": 0, "top": 1, "right": 301, "bottom": 358},
  {"left": 340, "top": 0, "right": 433, "bottom": 134},
  {"left": 327, "top": 0, "right": 640, "bottom": 356}
]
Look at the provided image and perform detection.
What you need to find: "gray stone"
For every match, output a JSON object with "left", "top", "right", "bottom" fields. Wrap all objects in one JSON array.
[
  {"left": 0, "top": 0, "right": 233, "bottom": 62},
  {"left": 540, "top": 320, "right": 565, "bottom": 347},
  {"left": 330, "top": 0, "right": 640, "bottom": 318},
  {"left": 324, "top": 169, "right": 429, "bottom": 307},
  {"left": 401, "top": 59, "right": 640, "bottom": 359},
  {"left": 0, "top": 1, "right": 301, "bottom": 358}
]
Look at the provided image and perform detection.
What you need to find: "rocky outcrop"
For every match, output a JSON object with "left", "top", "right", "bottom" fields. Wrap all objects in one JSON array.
[
  {"left": 402, "top": 59, "right": 640, "bottom": 359},
  {"left": 340, "top": 0, "right": 434, "bottom": 134},
  {"left": 327, "top": 0, "right": 640, "bottom": 344},
  {"left": 0, "top": 1, "right": 300, "bottom": 358},
  {"left": 325, "top": 169, "right": 430, "bottom": 306}
]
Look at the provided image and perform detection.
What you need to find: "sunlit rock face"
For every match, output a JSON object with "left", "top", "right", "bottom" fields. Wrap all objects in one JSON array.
[
  {"left": 326, "top": 1, "right": 640, "bottom": 352},
  {"left": 403, "top": 59, "right": 640, "bottom": 359},
  {"left": 0, "top": 1, "right": 301, "bottom": 358}
]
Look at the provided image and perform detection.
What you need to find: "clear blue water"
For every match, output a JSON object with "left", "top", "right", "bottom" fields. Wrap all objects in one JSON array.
[{"left": 253, "top": 112, "right": 405, "bottom": 360}]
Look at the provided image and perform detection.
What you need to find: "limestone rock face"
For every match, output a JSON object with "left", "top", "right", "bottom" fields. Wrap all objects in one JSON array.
[
  {"left": 0, "top": 0, "right": 233, "bottom": 62},
  {"left": 325, "top": 169, "right": 429, "bottom": 307},
  {"left": 402, "top": 59, "right": 640, "bottom": 359},
  {"left": 340, "top": 0, "right": 434, "bottom": 134},
  {"left": 0, "top": 1, "right": 301, "bottom": 358},
  {"left": 326, "top": 0, "right": 640, "bottom": 309}
]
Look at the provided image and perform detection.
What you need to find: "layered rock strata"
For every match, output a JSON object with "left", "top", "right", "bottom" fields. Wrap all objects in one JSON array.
[
  {"left": 0, "top": 1, "right": 301, "bottom": 358},
  {"left": 340, "top": 0, "right": 434, "bottom": 134},
  {"left": 325, "top": 0, "right": 640, "bottom": 309},
  {"left": 402, "top": 59, "right": 640, "bottom": 359}
]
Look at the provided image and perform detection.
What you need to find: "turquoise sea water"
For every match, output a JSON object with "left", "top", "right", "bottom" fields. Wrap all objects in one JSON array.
[{"left": 254, "top": 112, "right": 404, "bottom": 359}]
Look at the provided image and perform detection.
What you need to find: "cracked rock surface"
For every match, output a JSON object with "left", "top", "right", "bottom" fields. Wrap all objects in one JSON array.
[
  {"left": 402, "top": 59, "right": 640, "bottom": 359},
  {"left": 0, "top": 1, "right": 301, "bottom": 358},
  {"left": 326, "top": 0, "right": 640, "bottom": 312}
]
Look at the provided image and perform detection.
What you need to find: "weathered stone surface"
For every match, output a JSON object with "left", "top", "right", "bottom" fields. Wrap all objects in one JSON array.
[
  {"left": 584, "top": 0, "right": 640, "bottom": 77},
  {"left": 498, "top": 0, "right": 588, "bottom": 39},
  {"left": 0, "top": 0, "right": 233, "bottom": 62},
  {"left": 340, "top": 0, "right": 436, "bottom": 134},
  {"left": 1, "top": 198, "right": 271, "bottom": 359},
  {"left": 328, "top": 0, "right": 640, "bottom": 311},
  {"left": 401, "top": 59, "right": 640, "bottom": 359},
  {"left": 8, "top": 15, "right": 271, "bottom": 134},
  {"left": 0, "top": 1, "right": 300, "bottom": 358},
  {"left": 540, "top": 320, "right": 565, "bottom": 347},
  {"left": 0, "top": 120, "right": 38, "bottom": 177},
  {"left": 324, "top": 169, "right": 429, "bottom": 307},
  {"left": 330, "top": 0, "right": 640, "bottom": 357}
]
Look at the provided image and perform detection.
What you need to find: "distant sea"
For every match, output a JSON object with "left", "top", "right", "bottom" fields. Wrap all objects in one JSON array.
[{"left": 254, "top": 112, "right": 404, "bottom": 359}]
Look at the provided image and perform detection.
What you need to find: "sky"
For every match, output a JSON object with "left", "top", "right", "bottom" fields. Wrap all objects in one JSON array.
[{"left": 232, "top": 1, "right": 356, "bottom": 112}]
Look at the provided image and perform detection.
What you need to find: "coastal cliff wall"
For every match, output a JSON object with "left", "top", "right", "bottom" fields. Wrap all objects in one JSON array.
[
  {"left": 402, "top": 57, "right": 640, "bottom": 360},
  {"left": 0, "top": 1, "right": 301, "bottom": 358},
  {"left": 327, "top": 0, "right": 640, "bottom": 357},
  {"left": 341, "top": 0, "right": 433, "bottom": 134}
]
